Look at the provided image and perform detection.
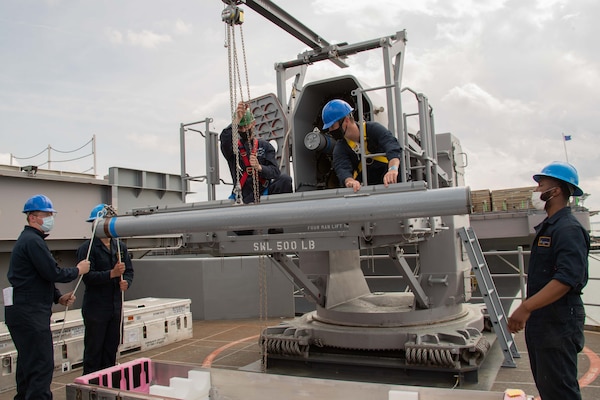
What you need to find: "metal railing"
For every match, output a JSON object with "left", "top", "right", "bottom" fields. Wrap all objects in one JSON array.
[
  {"left": 358, "top": 248, "right": 600, "bottom": 307},
  {"left": 293, "top": 248, "right": 600, "bottom": 320},
  {"left": 10, "top": 135, "right": 97, "bottom": 176}
]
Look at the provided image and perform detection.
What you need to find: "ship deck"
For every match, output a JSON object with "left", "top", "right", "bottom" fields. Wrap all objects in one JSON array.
[{"left": 2, "top": 319, "right": 599, "bottom": 400}]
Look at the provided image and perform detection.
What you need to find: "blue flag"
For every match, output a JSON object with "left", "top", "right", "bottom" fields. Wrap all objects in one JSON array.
[{"left": 564, "top": 134, "right": 572, "bottom": 141}]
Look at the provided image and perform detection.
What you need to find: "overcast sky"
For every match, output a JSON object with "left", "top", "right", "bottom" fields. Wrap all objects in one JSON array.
[{"left": 1, "top": 0, "right": 598, "bottom": 218}]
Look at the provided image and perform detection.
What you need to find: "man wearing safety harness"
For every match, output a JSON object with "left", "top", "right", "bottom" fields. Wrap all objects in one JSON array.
[
  {"left": 508, "top": 161, "right": 589, "bottom": 400},
  {"left": 5, "top": 194, "right": 90, "bottom": 400},
  {"left": 77, "top": 204, "right": 134, "bottom": 375},
  {"left": 220, "top": 101, "right": 292, "bottom": 204},
  {"left": 321, "top": 99, "right": 402, "bottom": 192}
]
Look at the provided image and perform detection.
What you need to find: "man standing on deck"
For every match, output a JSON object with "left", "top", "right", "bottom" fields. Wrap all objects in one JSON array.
[
  {"left": 508, "top": 161, "right": 589, "bottom": 400},
  {"left": 4, "top": 194, "right": 90, "bottom": 399},
  {"left": 77, "top": 203, "right": 134, "bottom": 375}
]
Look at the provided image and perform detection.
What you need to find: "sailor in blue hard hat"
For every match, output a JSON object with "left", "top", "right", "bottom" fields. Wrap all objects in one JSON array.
[
  {"left": 87, "top": 203, "right": 106, "bottom": 222},
  {"left": 321, "top": 99, "right": 402, "bottom": 192},
  {"left": 322, "top": 99, "right": 354, "bottom": 133},
  {"left": 22, "top": 194, "right": 57, "bottom": 232},
  {"left": 77, "top": 203, "right": 134, "bottom": 374},
  {"left": 530, "top": 161, "right": 584, "bottom": 211},
  {"left": 508, "top": 161, "right": 589, "bottom": 399},
  {"left": 533, "top": 161, "right": 584, "bottom": 196},
  {"left": 6, "top": 195, "right": 89, "bottom": 399}
]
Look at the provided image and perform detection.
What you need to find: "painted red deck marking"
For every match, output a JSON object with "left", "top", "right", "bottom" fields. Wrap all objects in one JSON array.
[
  {"left": 580, "top": 346, "right": 600, "bottom": 386},
  {"left": 202, "top": 334, "right": 260, "bottom": 368}
]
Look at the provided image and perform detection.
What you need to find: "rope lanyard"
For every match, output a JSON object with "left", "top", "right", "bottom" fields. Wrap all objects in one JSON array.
[
  {"left": 57, "top": 214, "right": 103, "bottom": 344},
  {"left": 117, "top": 239, "right": 124, "bottom": 363}
]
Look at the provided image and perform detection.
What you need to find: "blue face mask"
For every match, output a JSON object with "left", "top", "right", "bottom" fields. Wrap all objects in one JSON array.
[{"left": 40, "top": 216, "right": 54, "bottom": 232}]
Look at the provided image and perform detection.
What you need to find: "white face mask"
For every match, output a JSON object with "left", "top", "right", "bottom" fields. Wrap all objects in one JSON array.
[
  {"left": 531, "top": 187, "right": 556, "bottom": 211},
  {"left": 40, "top": 216, "right": 54, "bottom": 232}
]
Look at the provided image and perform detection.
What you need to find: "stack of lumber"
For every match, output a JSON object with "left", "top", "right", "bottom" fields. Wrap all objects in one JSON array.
[
  {"left": 471, "top": 189, "right": 492, "bottom": 213},
  {"left": 470, "top": 186, "right": 536, "bottom": 213},
  {"left": 491, "top": 186, "right": 535, "bottom": 211}
]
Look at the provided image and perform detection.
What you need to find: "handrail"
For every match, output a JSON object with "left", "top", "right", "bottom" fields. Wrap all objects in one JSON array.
[{"left": 356, "top": 248, "right": 600, "bottom": 309}]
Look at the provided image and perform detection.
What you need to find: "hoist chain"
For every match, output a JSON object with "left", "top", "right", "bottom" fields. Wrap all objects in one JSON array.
[
  {"left": 223, "top": 2, "right": 267, "bottom": 370},
  {"left": 259, "top": 254, "right": 268, "bottom": 371},
  {"left": 225, "top": 24, "right": 242, "bottom": 204},
  {"left": 237, "top": 26, "right": 260, "bottom": 204},
  {"left": 225, "top": 17, "right": 260, "bottom": 204},
  {"left": 238, "top": 24, "right": 251, "bottom": 102}
]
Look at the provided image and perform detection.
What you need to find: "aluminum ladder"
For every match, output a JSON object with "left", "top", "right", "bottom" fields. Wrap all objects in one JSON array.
[{"left": 459, "top": 226, "right": 520, "bottom": 367}]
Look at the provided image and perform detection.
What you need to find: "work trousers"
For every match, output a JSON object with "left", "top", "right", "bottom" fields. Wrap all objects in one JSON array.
[
  {"left": 82, "top": 310, "right": 122, "bottom": 375},
  {"left": 267, "top": 173, "right": 293, "bottom": 195},
  {"left": 525, "top": 303, "right": 585, "bottom": 400},
  {"left": 5, "top": 305, "right": 54, "bottom": 400}
]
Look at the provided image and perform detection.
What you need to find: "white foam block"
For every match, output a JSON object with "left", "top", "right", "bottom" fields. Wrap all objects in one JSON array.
[
  {"left": 149, "top": 384, "right": 178, "bottom": 398},
  {"left": 188, "top": 370, "right": 211, "bottom": 395},
  {"left": 389, "top": 390, "right": 419, "bottom": 400},
  {"left": 170, "top": 376, "right": 194, "bottom": 391}
]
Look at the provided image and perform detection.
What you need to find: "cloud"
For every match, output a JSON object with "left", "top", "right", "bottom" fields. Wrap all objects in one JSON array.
[
  {"left": 562, "top": 12, "right": 580, "bottom": 20},
  {"left": 125, "top": 133, "right": 179, "bottom": 155},
  {"left": 105, "top": 28, "right": 172, "bottom": 48},
  {"left": 442, "top": 83, "right": 534, "bottom": 115},
  {"left": 174, "top": 19, "right": 193, "bottom": 35},
  {"left": 127, "top": 30, "right": 172, "bottom": 48},
  {"left": 106, "top": 28, "right": 124, "bottom": 44},
  {"left": 528, "top": 0, "right": 568, "bottom": 27},
  {"left": 561, "top": 52, "right": 600, "bottom": 87},
  {"left": 435, "top": 20, "right": 483, "bottom": 44},
  {"left": 312, "top": 0, "right": 506, "bottom": 19}
]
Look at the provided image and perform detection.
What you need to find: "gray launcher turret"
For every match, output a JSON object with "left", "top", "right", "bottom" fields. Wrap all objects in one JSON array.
[{"left": 95, "top": 182, "right": 494, "bottom": 375}]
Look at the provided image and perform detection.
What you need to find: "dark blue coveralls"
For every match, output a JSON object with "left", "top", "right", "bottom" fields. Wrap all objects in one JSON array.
[
  {"left": 526, "top": 206, "right": 589, "bottom": 400},
  {"left": 76, "top": 237, "right": 133, "bottom": 375},
  {"left": 5, "top": 226, "right": 80, "bottom": 400},
  {"left": 220, "top": 125, "right": 293, "bottom": 204},
  {"left": 332, "top": 121, "right": 402, "bottom": 187}
]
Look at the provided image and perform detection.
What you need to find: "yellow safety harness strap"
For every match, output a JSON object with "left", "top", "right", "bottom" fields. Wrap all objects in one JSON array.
[{"left": 346, "top": 123, "right": 388, "bottom": 178}]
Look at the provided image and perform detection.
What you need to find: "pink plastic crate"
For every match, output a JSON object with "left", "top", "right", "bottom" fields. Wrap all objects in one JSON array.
[{"left": 74, "top": 358, "right": 153, "bottom": 393}]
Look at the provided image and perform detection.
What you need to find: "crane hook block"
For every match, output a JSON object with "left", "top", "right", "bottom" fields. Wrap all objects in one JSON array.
[{"left": 222, "top": 5, "right": 244, "bottom": 25}]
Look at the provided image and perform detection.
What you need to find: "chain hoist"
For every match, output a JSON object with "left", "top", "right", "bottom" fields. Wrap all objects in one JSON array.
[
  {"left": 222, "top": 1, "right": 268, "bottom": 369},
  {"left": 258, "top": 254, "right": 268, "bottom": 371},
  {"left": 222, "top": 1, "right": 258, "bottom": 204}
]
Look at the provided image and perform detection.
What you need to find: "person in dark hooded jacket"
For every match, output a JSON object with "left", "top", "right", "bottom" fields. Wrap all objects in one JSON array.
[{"left": 220, "top": 102, "right": 292, "bottom": 204}]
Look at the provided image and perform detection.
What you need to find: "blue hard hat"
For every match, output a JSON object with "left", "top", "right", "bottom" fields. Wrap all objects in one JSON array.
[
  {"left": 86, "top": 203, "right": 108, "bottom": 222},
  {"left": 22, "top": 194, "right": 56, "bottom": 213},
  {"left": 322, "top": 99, "right": 353, "bottom": 130},
  {"left": 533, "top": 161, "right": 583, "bottom": 196}
]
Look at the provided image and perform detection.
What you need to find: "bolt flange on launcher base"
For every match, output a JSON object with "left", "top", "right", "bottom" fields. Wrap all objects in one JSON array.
[{"left": 260, "top": 304, "right": 491, "bottom": 373}]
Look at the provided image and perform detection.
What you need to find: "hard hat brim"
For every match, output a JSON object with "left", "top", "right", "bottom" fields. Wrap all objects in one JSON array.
[{"left": 533, "top": 173, "right": 584, "bottom": 196}]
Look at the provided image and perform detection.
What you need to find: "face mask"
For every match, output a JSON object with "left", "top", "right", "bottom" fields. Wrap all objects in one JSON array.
[
  {"left": 329, "top": 127, "right": 344, "bottom": 140},
  {"left": 40, "top": 216, "right": 54, "bottom": 232},
  {"left": 328, "top": 119, "right": 346, "bottom": 140},
  {"left": 238, "top": 129, "right": 252, "bottom": 142},
  {"left": 531, "top": 187, "right": 556, "bottom": 211}
]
